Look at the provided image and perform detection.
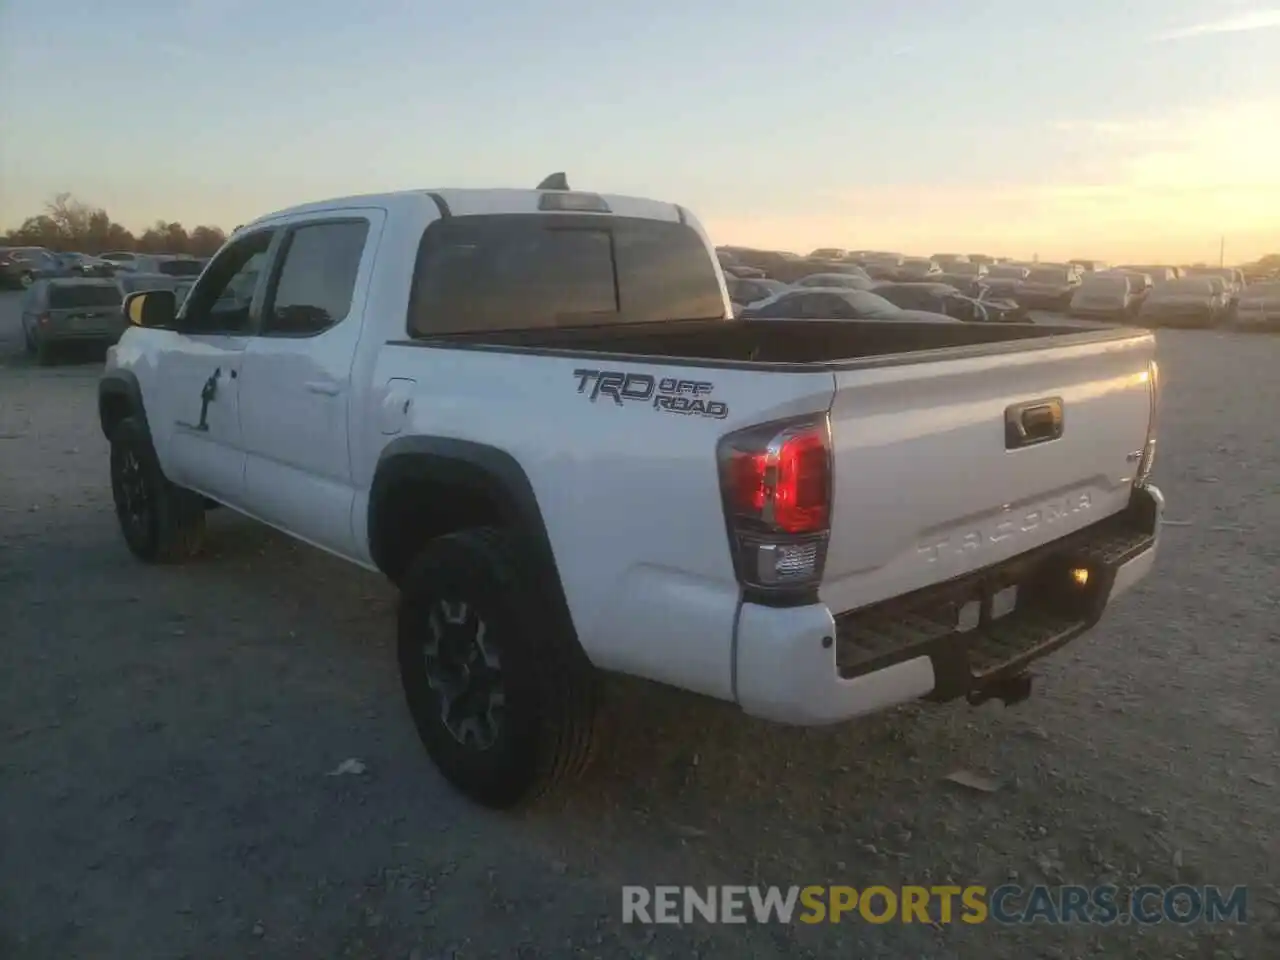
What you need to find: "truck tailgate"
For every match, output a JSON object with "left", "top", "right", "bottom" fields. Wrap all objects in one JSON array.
[{"left": 821, "top": 332, "right": 1156, "bottom": 615}]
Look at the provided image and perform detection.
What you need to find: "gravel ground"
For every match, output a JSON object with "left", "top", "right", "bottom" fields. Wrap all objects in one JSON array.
[{"left": 1, "top": 293, "right": 1277, "bottom": 960}]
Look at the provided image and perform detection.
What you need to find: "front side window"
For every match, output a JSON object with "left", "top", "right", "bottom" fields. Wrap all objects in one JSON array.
[
  {"left": 261, "top": 221, "right": 369, "bottom": 336},
  {"left": 180, "top": 230, "right": 275, "bottom": 334}
]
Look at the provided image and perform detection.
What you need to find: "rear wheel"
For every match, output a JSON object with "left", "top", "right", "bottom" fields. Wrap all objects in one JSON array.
[
  {"left": 398, "top": 527, "right": 599, "bottom": 809},
  {"left": 109, "top": 416, "right": 206, "bottom": 563}
]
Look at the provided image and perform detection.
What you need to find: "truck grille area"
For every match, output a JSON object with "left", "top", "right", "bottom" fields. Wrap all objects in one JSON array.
[{"left": 833, "top": 490, "right": 1159, "bottom": 700}]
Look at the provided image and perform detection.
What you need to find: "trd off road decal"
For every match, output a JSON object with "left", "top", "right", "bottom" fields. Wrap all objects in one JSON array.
[{"left": 573, "top": 369, "right": 729, "bottom": 419}]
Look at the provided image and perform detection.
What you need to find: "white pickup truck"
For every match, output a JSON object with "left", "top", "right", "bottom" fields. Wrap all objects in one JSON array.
[{"left": 99, "top": 183, "right": 1164, "bottom": 808}]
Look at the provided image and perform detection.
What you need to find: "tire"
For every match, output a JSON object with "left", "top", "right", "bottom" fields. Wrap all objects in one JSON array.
[
  {"left": 398, "top": 527, "right": 599, "bottom": 809},
  {"left": 109, "top": 416, "right": 206, "bottom": 563}
]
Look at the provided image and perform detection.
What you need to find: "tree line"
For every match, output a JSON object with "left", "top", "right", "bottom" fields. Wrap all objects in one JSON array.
[{"left": 1, "top": 193, "right": 228, "bottom": 258}]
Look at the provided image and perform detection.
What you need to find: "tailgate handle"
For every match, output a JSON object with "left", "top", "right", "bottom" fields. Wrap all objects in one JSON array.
[{"left": 1005, "top": 398, "right": 1064, "bottom": 449}]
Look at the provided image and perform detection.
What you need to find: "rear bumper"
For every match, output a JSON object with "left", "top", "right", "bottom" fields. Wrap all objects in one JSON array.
[{"left": 734, "top": 485, "right": 1163, "bottom": 725}]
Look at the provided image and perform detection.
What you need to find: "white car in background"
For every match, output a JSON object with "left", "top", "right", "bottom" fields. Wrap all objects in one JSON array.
[{"left": 1232, "top": 282, "right": 1280, "bottom": 330}]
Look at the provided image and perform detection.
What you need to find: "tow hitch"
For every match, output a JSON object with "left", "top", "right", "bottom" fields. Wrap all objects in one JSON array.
[{"left": 968, "top": 672, "right": 1034, "bottom": 707}]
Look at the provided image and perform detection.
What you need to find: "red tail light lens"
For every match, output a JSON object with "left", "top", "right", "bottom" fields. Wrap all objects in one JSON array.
[
  {"left": 719, "top": 416, "right": 833, "bottom": 593},
  {"left": 728, "top": 428, "right": 829, "bottom": 533}
]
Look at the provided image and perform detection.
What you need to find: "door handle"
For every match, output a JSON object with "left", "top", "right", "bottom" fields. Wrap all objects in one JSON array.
[
  {"left": 305, "top": 380, "right": 342, "bottom": 396},
  {"left": 1005, "top": 397, "right": 1064, "bottom": 449}
]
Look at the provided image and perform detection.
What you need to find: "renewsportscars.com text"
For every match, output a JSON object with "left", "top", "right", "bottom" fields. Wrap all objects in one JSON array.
[{"left": 621, "top": 884, "right": 1248, "bottom": 926}]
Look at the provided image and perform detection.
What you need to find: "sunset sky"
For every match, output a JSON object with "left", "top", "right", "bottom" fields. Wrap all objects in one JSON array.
[{"left": 1, "top": 0, "right": 1277, "bottom": 264}]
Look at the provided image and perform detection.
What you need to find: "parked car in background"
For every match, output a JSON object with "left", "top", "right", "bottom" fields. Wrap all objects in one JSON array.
[
  {"left": 20, "top": 277, "right": 124, "bottom": 363},
  {"left": 871, "top": 281, "right": 1018, "bottom": 322},
  {"left": 793, "top": 272, "right": 876, "bottom": 290},
  {"left": 854, "top": 252, "right": 905, "bottom": 280},
  {"left": 127, "top": 254, "right": 206, "bottom": 277},
  {"left": 967, "top": 254, "right": 997, "bottom": 266},
  {"left": 725, "top": 276, "right": 787, "bottom": 309},
  {"left": 1230, "top": 281, "right": 1280, "bottom": 330},
  {"left": 980, "top": 262, "right": 1031, "bottom": 293},
  {"left": 1100, "top": 269, "right": 1153, "bottom": 303},
  {"left": 1121, "top": 264, "right": 1178, "bottom": 283},
  {"left": 0, "top": 246, "right": 60, "bottom": 289},
  {"left": 895, "top": 257, "right": 941, "bottom": 281},
  {"left": 115, "top": 271, "right": 193, "bottom": 298},
  {"left": 1138, "top": 278, "right": 1225, "bottom": 328},
  {"left": 1184, "top": 266, "right": 1245, "bottom": 299},
  {"left": 931, "top": 254, "right": 970, "bottom": 271},
  {"left": 1016, "top": 265, "right": 1082, "bottom": 310},
  {"left": 54, "top": 252, "right": 118, "bottom": 277},
  {"left": 769, "top": 258, "right": 867, "bottom": 284},
  {"left": 1069, "top": 274, "right": 1138, "bottom": 323},
  {"left": 1068, "top": 259, "right": 1109, "bottom": 274},
  {"left": 809, "top": 247, "right": 848, "bottom": 260},
  {"left": 99, "top": 251, "right": 141, "bottom": 271},
  {"left": 717, "top": 249, "right": 766, "bottom": 279},
  {"left": 740, "top": 286, "right": 960, "bottom": 322}
]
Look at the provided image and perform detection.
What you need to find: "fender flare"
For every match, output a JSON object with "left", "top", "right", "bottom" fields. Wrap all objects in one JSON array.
[
  {"left": 368, "top": 436, "right": 579, "bottom": 639},
  {"left": 98, "top": 369, "right": 148, "bottom": 440}
]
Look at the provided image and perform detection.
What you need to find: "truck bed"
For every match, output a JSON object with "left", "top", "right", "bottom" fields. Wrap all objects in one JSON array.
[{"left": 405, "top": 318, "right": 1136, "bottom": 369}]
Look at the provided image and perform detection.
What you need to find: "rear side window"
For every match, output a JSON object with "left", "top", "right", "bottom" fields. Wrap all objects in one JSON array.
[
  {"left": 407, "top": 215, "right": 725, "bottom": 336},
  {"left": 262, "top": 220, "right": 369, "bottom": 336},
  {"left": 48, "top": 284, "right": 122, "bottom": 308}
]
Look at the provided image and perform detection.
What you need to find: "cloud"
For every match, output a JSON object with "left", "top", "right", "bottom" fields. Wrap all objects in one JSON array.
[{"left": 1154, "top": 8, "right": 1280, "bottom": 41}]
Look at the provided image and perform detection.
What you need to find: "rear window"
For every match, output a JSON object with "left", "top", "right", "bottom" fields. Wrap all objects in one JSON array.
[
  {"left": 49, "top": 283, "right": 122, "bottom": 309},
  {"left": 407, "top": 215, "right": 725, "bottom": 336},
  {"left": 158, "top": 259, "right": 204, "bottom": 277},
  {"left": 988, "top": 266, "right": 1026, "bottom": 279}
]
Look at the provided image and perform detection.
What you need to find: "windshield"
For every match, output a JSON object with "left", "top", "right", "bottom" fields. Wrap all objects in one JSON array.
[{"left": 48, "top": 283, "right": 122, "bottom": 308}]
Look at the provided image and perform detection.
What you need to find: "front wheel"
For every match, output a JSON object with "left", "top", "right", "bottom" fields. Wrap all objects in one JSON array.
[
  {"left": 398, "top": 527, "right": 599, "bottom": 809},
  {"left": 109, "top": 416, "right": 206, "bottom": 563}
]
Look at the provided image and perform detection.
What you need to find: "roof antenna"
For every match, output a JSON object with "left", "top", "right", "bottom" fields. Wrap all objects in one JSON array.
[{"left": 537, "top": 172, "right": 570, "bottom": 191}]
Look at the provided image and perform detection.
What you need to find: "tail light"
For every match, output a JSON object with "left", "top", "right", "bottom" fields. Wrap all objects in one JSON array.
[
  {"left": 717, "top": 415, "right": 832, "bottom": 593},
  {"left": 1135, "top": 359, "right": 1159, "bottom": 485}
]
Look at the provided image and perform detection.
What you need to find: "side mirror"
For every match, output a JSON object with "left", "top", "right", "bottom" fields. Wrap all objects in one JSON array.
[{"left": 124, "top": 289, "right": 177, "bottom": 329}]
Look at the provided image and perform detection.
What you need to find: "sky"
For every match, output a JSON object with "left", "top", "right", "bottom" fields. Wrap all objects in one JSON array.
[{"left": 1, "top": 0, "right": 1277, "bottom": 264}]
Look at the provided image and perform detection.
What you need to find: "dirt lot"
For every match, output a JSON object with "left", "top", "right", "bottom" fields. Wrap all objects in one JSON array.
[{"left": 1, "top": 292, "right": 1277, "bottom": 960}]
